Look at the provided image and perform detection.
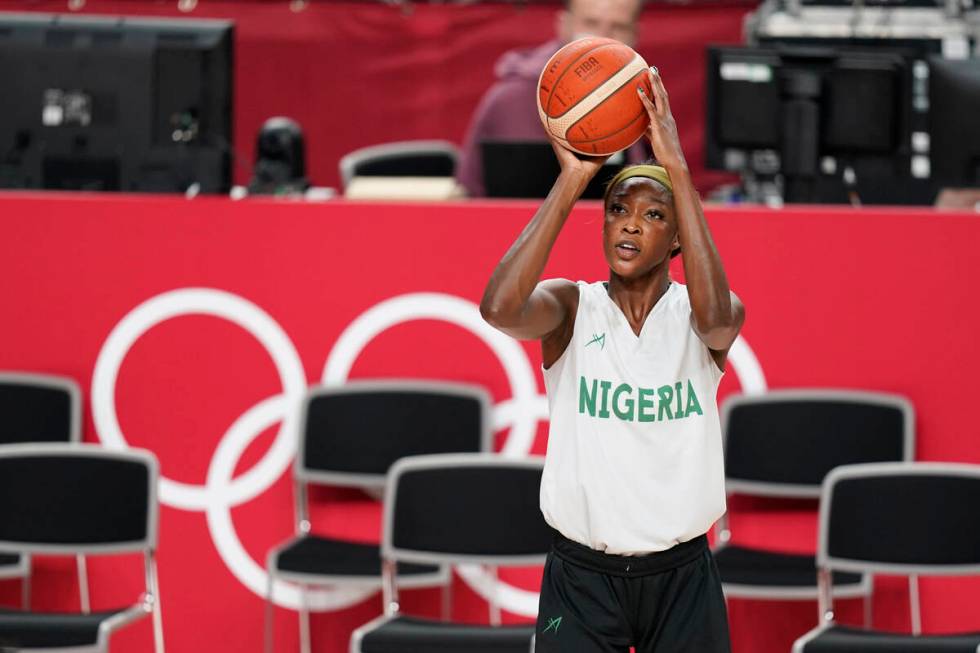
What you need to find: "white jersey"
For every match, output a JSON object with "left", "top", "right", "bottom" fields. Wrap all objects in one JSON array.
[{"left": 540, "top": 280, "right": 727, "bottom": 555}]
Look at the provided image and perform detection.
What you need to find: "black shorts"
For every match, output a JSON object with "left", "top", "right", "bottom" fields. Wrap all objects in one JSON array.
[{"left": 534, "top": 531, "right": 731, "bottom": 653}]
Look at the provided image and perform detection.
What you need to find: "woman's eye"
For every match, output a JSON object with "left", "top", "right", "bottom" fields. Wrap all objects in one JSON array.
[
  {"left": 609, "top": 204, "right": 625, "bottom": 214},
  {"left": 646, "top": 211, "right": 664, "bottom": 220}
]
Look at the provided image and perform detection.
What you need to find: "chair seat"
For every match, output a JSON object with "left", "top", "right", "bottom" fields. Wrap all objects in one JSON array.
[
  {"left": 359, "top": 615, "right": 535, "bottom": 653},
  {"left": 0, "top": 607, "right": 130, "bottom": 647},
  {"left": 273, "top": 535, "right": 439, "bottom": 580},
  {"left": 797, "top": 624, "right": 980, "bottom": 652},
  {"left": 0, "top": 553, "right": 24, "bottom": 578},
  {"left": 715, "top": 545, "right": 864, "bottom": 591}
]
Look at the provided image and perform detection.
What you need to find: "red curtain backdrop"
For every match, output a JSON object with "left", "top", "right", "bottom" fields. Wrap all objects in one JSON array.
[
  {"left": 0, "top": 193, "right": 978, "bottom": 652},
  {"left": 0, "top": 0, "right": 748, "bottom": 191}
]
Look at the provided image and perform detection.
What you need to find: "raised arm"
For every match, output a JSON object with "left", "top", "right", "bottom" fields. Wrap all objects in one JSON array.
[
  {"left": 480, "top": 140, "right": 608, "bottom": 341},
  {"left": 637, "top": 68, "right": 745, "bottom": 357}
]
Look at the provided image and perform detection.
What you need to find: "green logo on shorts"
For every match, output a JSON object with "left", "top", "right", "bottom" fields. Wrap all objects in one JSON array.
[{"left": 543, "top": 616, "right": 562, "bottom": 634}]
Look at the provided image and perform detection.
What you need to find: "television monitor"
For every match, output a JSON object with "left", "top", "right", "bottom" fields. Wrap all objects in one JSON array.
[
  {"left": 481, "top": 141, "right": 626, "bottom": 200},
  {"left": 0, "top": 13, "right": 233, "bottom": 193},
  {"left": 705, "top": 43, "right": 937, "bottom": 204},
  {"left": 928, "top": 56, "right": 980, "bottom": 187}
]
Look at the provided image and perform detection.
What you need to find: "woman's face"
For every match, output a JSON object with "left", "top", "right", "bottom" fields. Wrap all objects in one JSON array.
[{"left": 602, "top": 176, "right": 679, "bottom": 279}]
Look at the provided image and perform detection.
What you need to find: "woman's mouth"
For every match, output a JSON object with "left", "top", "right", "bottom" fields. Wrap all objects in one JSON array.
[{"left": 615, "top": 242, "right": 640, "bottom": 260}]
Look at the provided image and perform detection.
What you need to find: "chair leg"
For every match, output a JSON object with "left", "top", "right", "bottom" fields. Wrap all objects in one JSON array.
[
  {"left": 486, "top": 565, "right": 501, "bottom": 627},
  {"left": 265, "top": 574, "right": 275, "bottom": 653},
  {"left": 152, "top": 596, "right": 166, "bottom": 653},
  {"left": 441, "top": 572, "right": 453, "bottom": 622},
  {"left": 146, "top": 551, "right": 166, "bottom": 653},
  {"left": 21, "top": 574, "right": 31, "bottom": 611},
  {"left": 77, "top": 554, "right": 91, "bottom": 614},
  {"left": 299, "top": 584, "right": 311, "bottom": 653},
  {"left": 909, "top": 575, "right": 921, "bottom": 636}
]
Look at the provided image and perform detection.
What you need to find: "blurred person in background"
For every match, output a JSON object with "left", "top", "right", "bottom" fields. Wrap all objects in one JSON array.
[
  {"left": 935, "top": 188, "right": 980, "bottom": 210},
  {"left": 456, "top": 0, "right": 647, "bottom": 197}
]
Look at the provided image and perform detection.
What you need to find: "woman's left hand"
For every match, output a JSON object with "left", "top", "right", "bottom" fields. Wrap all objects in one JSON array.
[{"left": 637, "top": 67, "right": 687, "bottom": 171}]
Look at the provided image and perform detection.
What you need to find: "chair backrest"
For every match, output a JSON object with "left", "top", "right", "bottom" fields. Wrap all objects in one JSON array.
[
  {"left": 338, "top": 140, "right": 459, "bottom": 187},
  {"left": 722, "top": 389, "right": 914, "bottom": 497},
  {"left": 382, "top": 454, "right": 551, "bottom": 567},
  {"left": 819, "top": 462, "right": 980, "bottom": 576},
  {"left": 0, "top": 372, "right": 81, "bottom": 445},
  {"left": 0, "top": 443, "right": 158, "bottom": 554},
  {"left": 295, "top": 381, "right": 491, "bottom": 488}
]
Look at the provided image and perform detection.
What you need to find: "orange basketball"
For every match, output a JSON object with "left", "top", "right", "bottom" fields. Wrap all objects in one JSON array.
[{"left": 537, "top": 37, "right": 653, "bottom": 156}]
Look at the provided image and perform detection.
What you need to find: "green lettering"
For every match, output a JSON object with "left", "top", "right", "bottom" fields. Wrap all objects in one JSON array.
[
  {"left": 675, "top": 381, "right": 684, "bottom": 418},
  {"left": 579, "top": 376, "right": 597, "bottom": 416},
  {"left": 685, "top": 379, "right": 703, "bottom": 416},
  {"left": 638, "top": 387, "right": 656, "bottom": 422},
  {"left": 612, "top": 383, "right": 635, "bottom": 421},
  {"left": 657, "top": 385, "right": 674, "bottom": 420},
  {"left": 598, "top": 380, "right": 612, "bottom": 418}
]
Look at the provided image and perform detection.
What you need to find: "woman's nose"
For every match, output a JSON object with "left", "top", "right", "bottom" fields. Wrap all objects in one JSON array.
[{"left": 623, "top": 216, "right": 641, "bottom": 233}]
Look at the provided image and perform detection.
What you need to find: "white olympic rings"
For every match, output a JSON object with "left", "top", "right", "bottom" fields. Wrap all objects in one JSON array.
[{"left": 91, "top": 287, "right": 767, "bottom": 617}]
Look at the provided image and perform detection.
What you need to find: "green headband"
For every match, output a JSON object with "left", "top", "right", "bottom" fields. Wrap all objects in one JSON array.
[{"left": 604, "top": 164, "right": 673, "bottom": 201}]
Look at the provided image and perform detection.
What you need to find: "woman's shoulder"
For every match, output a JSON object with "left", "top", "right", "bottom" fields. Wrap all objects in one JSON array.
[
  {"left": 539, "top": 279, "right": 601, "bottom": 297},
  {"left": 536, "top": 278, "right": 585, "bottom": 317},
  {"left": 538, "top": 278, "right": 585, "bottom": 294},
  {"left": 666, "top": 281, "right": 693, "bottom": 313}
]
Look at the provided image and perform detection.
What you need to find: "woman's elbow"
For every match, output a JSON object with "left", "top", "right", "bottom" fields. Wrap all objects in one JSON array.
[
  {"left": 695, "top": 304, "right": 744, "bottom": 346},
  {"left": 480, "top": 296, "right": 512, "bottom": 328},
  {"left": 480, "top": 300, "right": 501, "bottom": 326}
]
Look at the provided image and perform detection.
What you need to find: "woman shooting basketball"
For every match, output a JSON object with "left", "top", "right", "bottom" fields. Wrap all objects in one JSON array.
[{"left": 480, "top": 67, "right": 743, "bottom": 653}]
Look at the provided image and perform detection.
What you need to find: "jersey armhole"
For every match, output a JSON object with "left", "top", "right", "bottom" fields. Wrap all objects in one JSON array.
[
  {"left": 706, "top": 343, "right": 726, "bottom": 380},
  {"left": 541, "top": 281, "right": 584, "bottom": 372},
  {"left": 675, "top": 286, "right": 727, "bottom": 381}
]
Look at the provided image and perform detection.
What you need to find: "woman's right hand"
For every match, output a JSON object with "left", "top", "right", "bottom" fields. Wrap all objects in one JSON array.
[{"left": 549, "top": 134, "right": 610, "bottom": 181}]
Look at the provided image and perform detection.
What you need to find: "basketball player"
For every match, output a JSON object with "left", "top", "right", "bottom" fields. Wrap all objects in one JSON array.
[{"left": 480, "top": 67, "right": 742, "bottom": 652}]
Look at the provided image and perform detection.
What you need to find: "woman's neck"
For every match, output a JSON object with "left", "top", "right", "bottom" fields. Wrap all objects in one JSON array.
[{"left": 607, "top": 267, "right": 672, "bottom": 327}]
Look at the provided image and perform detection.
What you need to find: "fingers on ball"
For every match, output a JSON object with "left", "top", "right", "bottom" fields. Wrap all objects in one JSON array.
[{"left": 636, "top": 86, "right": 655, "bottom": 113}]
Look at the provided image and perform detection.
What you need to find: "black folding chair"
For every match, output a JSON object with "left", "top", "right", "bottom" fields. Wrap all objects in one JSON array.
[
  {"left": 265, "top": 381, "right": 492, "bottom": 653},
  {"left": 0, "top": 372, "right": 82, "bottom": 611},
  {"left": 714, "top": 390, "right": 914, "bottom": 618},
  {"left": 793, "top": 462, "right": 980, "bottom": 652},
  {"left": 0, "top": 444, "right": 163, "bottom": 652},
  {"left": 350, "top": 453, "right": 549, "bottom": 652},
  {"left": 338, "top": 140, "right": 459, "bottom": 190}
]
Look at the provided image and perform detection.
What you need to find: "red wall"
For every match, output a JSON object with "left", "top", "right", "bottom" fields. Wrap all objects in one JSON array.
[
  {"left": 0, "top": 193, "right": 978, "bottom": 652},
  {"left": 0, "top": 0, "right": 749, "bottom": 191}
]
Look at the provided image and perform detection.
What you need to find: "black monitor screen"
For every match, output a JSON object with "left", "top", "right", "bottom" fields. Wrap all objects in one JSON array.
[
  {"left": 712, "top": 51, "right": 782, "bottom": 150},
  {"left": 708, "top": 46, "right": 906, "bottom": 162},
  {"left": 481, "top": 141, "right": 626, "bottom": 200},
  {"left": 704, "top": 44, "right": 930, "bottom": 203},
  {"left": 0, "top": 13, "right": 233, "bottom": 194},
  {"left": 823, "top": 56, "right": 902, "bottom": 153}
]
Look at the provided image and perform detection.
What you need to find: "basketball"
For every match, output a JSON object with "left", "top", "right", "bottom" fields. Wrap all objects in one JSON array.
[{"left": 537, "top": 37, "right": 653, "bottom": 156}]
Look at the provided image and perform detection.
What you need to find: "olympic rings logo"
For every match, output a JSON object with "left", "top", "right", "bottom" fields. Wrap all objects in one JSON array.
[{"left": 91, "top": 287, "right": 767, "bottom": 617}]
